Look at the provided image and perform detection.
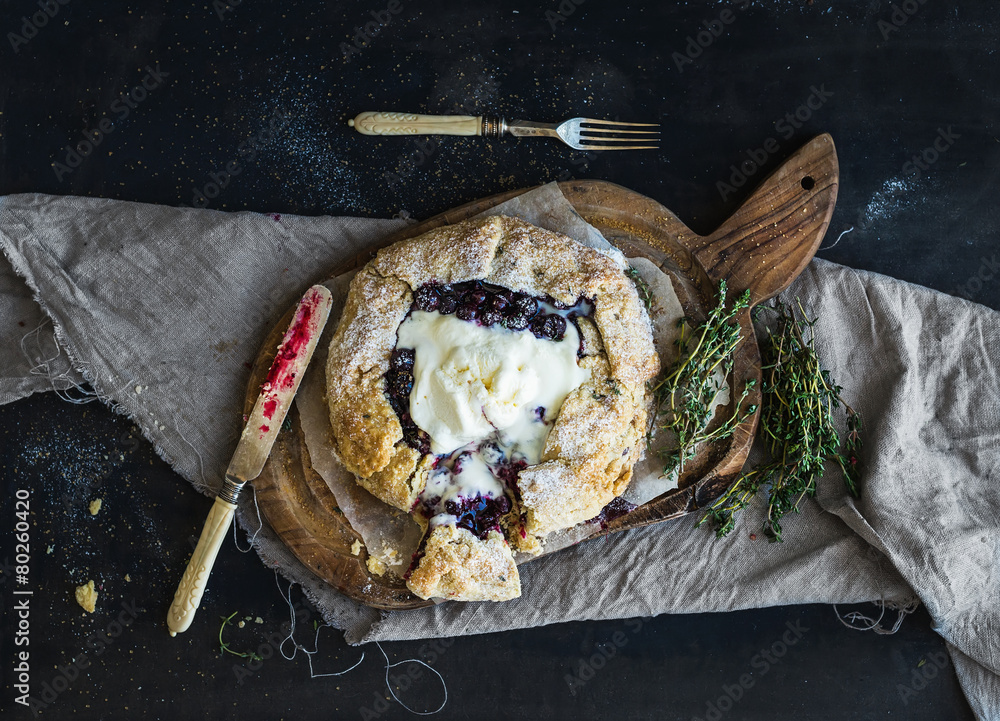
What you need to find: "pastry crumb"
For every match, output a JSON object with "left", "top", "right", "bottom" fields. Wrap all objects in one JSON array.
[
  {"left": 75, "top": 580, "right": 98, "bottom": 613},
  {"left": 350, "top": 539, "right": 362, "bottom": 556},
  {"left": 125, "top": 574, "right": 131, "bottom": 582},
  {"left": 366, "top": 556, "right": 387, "bottom": 576},
  {"left": 89, "top": 498, "right": 103, "bottom": 516},
  {"left": 254, "top": 616, "right": 263, "bottom": 624},
  {"left": 408, "top": 525, "right": 520, "bottom": 601}
]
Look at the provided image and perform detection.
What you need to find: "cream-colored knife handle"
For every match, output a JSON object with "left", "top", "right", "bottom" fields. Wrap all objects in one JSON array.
[
  {"left": 167, "top": 495, "right": 237, "bottom": 636},
  {"left": 349, "top": 111, "right": 482, "bottom": 136}
]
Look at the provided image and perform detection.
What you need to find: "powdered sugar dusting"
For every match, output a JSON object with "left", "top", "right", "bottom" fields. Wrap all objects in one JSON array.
[{"left": 857, "top": 175, "right": 918, "bottom": 230}]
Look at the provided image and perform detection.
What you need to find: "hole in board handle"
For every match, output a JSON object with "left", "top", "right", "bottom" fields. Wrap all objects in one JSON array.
[{"left": 801, "top": 176, "right": 815, "bottom": 190}]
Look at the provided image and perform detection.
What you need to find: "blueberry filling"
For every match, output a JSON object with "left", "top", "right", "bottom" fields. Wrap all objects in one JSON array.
[
  {"left": 403, "top": 537, "right": 428, "bottom": 581},
  {"left": 384, "top": 348, "right": 430, "bottom": 454},
  {"left": 412, "top": 285, "right": 440, "bottom": 311},
  {"left": 447, "top": 493, "right": 510, "bottom": 539},
  {"left": 410, "top": 280, "right": 590, "bottom": 342},
  {"left": 404, "top": 447, "right": 526, "bottom": 578},
  {"left": 388, "top": 282, "right": 593, "bottom": 452},
  {"left": 389, "top": 279, "right": 597, "bottom": 569},
  {"left": 493, "top": 456, "right": 528, "bottom": 491},
  {"left": 530, "top": 313, "right": 567, "bottom": 340},
  {"left": 591, "top": 496, "right": 637, "bottom": 530},
  {"left": 415, "top": 447, "right": 527, "bottom": 541}
]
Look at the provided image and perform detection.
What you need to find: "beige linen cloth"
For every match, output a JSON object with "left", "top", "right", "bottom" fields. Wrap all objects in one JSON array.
[{"left": 0, "top": 192, "right": 996, "bottom": 719}]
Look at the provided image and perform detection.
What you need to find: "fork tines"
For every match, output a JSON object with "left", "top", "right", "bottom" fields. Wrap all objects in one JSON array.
[{"left": 578, "top": 119, "right": 660, "bottom": 151}]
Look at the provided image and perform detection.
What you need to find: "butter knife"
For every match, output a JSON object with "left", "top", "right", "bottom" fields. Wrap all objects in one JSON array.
[{"left": 167, "top": 284, "right": 333, "bottom": 636}]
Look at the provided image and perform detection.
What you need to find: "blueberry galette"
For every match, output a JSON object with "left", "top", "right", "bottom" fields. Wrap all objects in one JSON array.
[{"left": 326, "top": 215, "right": 658, "bottom": 601}]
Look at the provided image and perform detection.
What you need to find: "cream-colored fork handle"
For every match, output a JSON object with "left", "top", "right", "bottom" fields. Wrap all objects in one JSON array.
[
  {"left": 349, "top": 111, "right": 481, "bottom": 136},
  {"left": 166, "top": 495, "right": 236, "bottom": 636}
]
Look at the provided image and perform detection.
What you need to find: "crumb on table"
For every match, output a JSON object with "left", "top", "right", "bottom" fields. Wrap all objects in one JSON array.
[
  {"left": 75, "top": 580, "right": 98, "bottom": 613},
  {"left": 89, "top": 498, "right": 102, "bottom": 516},
  {"left": 351, "top": 539, "right": 362, "bottom": 556}
]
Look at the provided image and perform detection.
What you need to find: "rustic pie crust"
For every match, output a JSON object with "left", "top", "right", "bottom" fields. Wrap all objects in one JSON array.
[{"left": 326, "top": 215, "right": 658, "bottom": 602}]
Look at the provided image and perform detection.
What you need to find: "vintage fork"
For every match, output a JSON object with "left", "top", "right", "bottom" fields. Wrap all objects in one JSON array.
[{"left": 349, "top": 112, "right": 659, "bottom": 150}]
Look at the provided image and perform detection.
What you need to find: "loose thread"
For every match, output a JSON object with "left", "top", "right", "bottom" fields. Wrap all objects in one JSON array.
[
  {"left": 52, "top": 384, "right": 99, "bottom": 405},
  {"left": 376, "top": 642, "right": 449, "bottom": 716},
  {"left": 273, "top": 572, "right": 365, "bottom": 678},
  {"left": 172, "top": 423, "right": 211, "bottom": 494},
  {"left": 833, "top": 601, "right": 886, "bottom": 631},
  {"left": 833, "top": 599, "right": 917, "bottom": 635},
  {"left": 232, "top": 483, "right": 263, "bottom": 552},
  {"left": 271, "top": 573, "right": 447, "bottom": 713},
  {"left": 20, "top": 319, "right": 98, "bottom": 404},
  {"left": 820, "top": 226, "right": 854, "bottom": 251}
]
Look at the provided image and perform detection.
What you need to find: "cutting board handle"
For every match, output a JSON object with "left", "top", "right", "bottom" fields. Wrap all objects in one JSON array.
[{"left": 691, "top": 133, "right": 839, "bottom": 305}]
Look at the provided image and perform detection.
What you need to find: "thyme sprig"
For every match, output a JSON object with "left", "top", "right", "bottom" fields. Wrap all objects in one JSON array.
[
  {"left": 697, "top": 299, "right": 863, "bottom": 542},
  {"left": 649, "top": 279, "right": 757, "bottom": 475},
  {"left": 218, "top": 611, "right": 263, "bottom": 661},
  {"left": 626, "top": 265, "right": 654, "bottom": 312}
]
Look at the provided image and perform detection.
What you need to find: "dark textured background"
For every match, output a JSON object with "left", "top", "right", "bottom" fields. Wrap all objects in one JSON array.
[{"left": 1, "top": 1, "right": 995, "bottom": 718}]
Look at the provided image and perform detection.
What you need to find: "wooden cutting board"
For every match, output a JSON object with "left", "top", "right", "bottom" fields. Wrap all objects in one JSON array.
[{"left": 247, "top": 133, "right": 839, "bottom": 610}]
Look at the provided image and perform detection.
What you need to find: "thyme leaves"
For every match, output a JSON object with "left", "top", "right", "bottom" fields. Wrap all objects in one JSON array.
[
  {"left": 218, "top": 611, "right": 263, "bottom": 661},
  {"left": 697, "top": 299, "right": 863, "bottom": 542},
  {"left": 649, "top": 280, "right": 757, "bottom": 476},
  {"left": 626, "top": 265, "right": 654, "bottom": 313}
]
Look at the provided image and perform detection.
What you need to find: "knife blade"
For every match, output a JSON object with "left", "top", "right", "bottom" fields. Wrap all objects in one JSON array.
[{"left": 167, "top": 284, "right": 333, "bottom": 636}]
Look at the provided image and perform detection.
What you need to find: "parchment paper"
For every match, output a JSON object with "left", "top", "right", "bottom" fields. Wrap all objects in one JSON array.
[{"left": 1, "top": 190, "right": 996, "bottom": 719}]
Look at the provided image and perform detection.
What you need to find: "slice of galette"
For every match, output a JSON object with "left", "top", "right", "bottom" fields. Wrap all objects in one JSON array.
[{"left": 325, "top": 215, "right": 659, "bottom": 601}]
